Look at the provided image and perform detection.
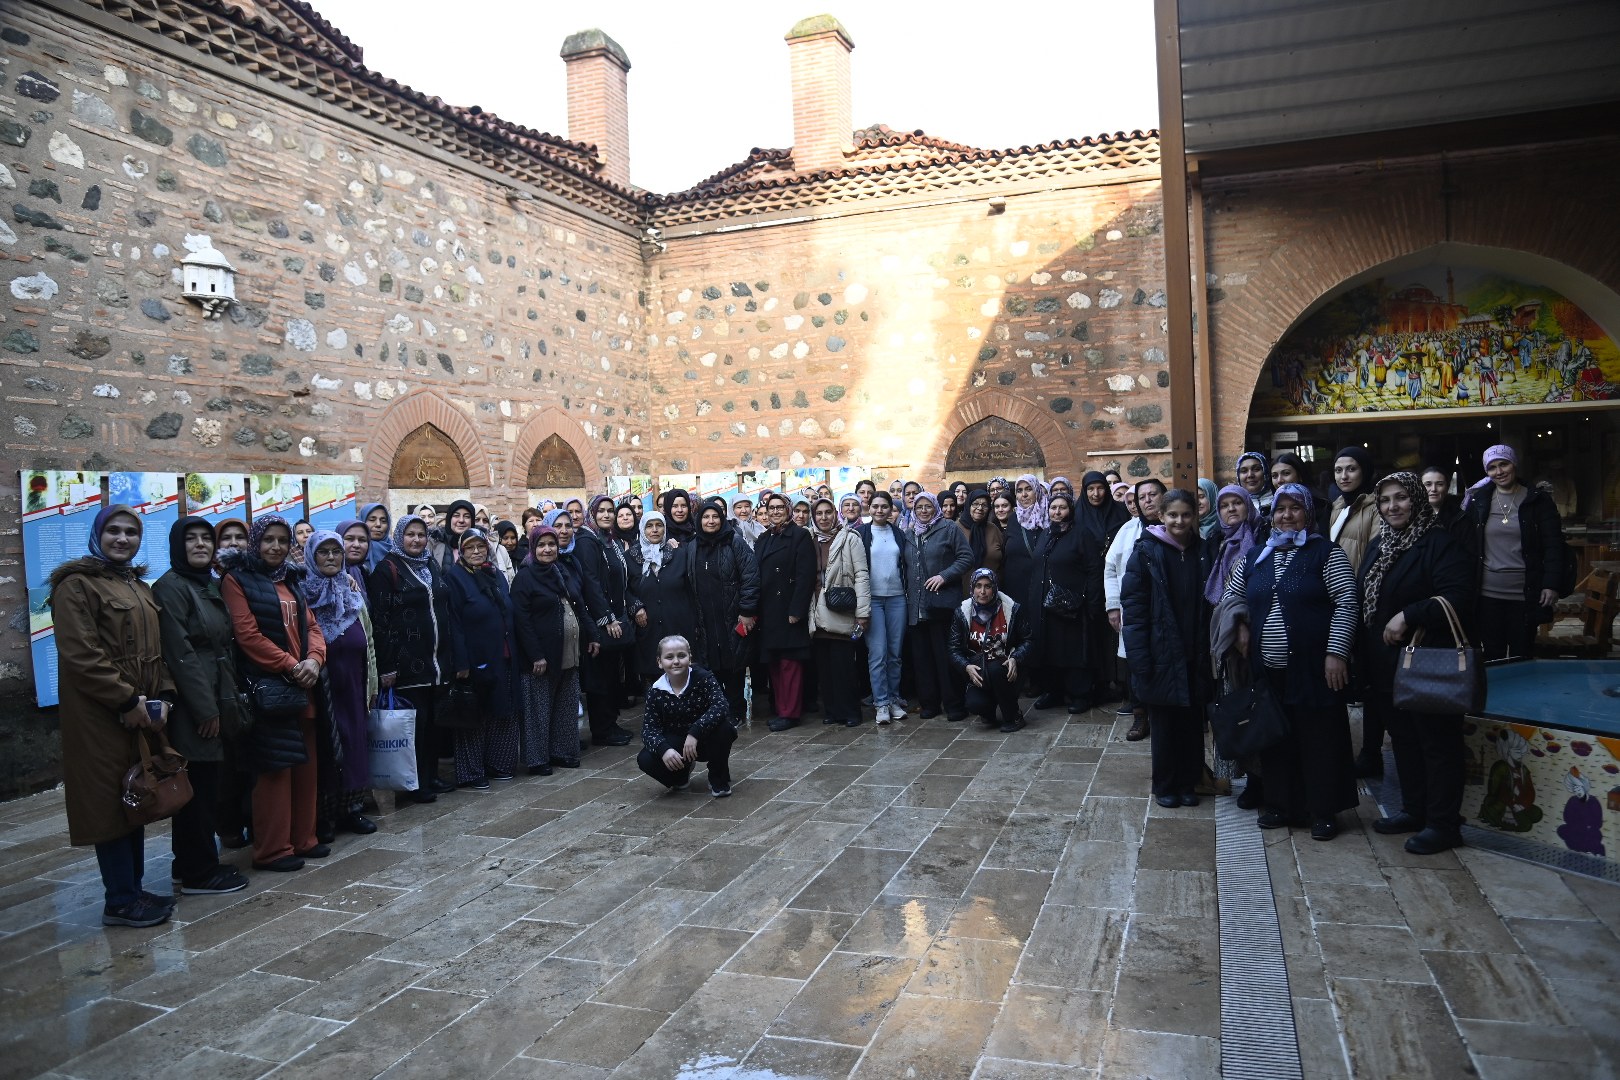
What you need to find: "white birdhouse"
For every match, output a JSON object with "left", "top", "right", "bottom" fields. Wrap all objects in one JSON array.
[{"left": 180, "top": 246, "right": 237, "bottom": 318}]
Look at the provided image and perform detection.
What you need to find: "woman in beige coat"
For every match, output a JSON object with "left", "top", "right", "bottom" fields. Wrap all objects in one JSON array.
[
  {"left": 809, "top": 497, "right": 871, "bottom": 727},
  {"left": 50, "top": 504, "right": 177, "bottom": 928},
  {"left": 1330, "top": 446, "right": 1380, "bottom": 574}
]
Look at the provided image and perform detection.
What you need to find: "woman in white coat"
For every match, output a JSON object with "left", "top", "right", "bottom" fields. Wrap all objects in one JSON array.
[{"left": 1104, "top": 479, "right": 1163, "bottom": 741}]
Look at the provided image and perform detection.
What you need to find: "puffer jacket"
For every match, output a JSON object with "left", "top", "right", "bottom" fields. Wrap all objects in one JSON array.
[{"left": 810, "top": 526, "right": 871, "bottom": 636}]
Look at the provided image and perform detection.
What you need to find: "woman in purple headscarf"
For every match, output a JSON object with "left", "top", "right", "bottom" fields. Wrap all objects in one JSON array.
[
  {"left": 1460, "top": 444, "right": 1568, "bottom": 661},
  {"left": 301, "top": 528, "right": 376, "bottom": 836}
]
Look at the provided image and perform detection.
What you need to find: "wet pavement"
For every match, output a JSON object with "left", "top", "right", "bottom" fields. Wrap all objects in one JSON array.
[{"left": 1, "top": 703, "right": 1616, "bottom": 1079}]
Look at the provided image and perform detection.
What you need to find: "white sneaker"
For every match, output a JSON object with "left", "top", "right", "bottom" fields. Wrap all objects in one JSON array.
[
  {"left": 887, "top": 703, "right": 907, "bottom": 722},
  {"left": 875, "top": 704, "right": 892, "bottom": 726}
]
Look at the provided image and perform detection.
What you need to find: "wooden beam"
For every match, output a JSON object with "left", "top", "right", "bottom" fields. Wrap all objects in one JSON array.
[{"left": 1154, "top": 0, "right": 1199, "bottom": 492}]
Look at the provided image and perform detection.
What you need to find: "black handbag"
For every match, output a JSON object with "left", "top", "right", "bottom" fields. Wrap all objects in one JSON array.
[
  {"left": 248, "top": 676, "right": 307, "bottom": 720},
  {"left": 1392, "top": 596, "right": 1486, "bottom": 714},
  {"left": 824, "top": 585, "right": 857, "bottom": 613},
  {"left": 1207, "top": 675, "right": 1289, "bottom": 760},
  {"left": 443, "top": 680, "right": 483, "bottom": 730},
  {"left": 1042, "top": 583, "right": 1082, "bottom": 619}
]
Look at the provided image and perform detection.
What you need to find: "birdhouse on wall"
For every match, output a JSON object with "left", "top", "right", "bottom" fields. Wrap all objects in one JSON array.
[{"left": 180, "top": 245, "right": 237, "bottom": 318}]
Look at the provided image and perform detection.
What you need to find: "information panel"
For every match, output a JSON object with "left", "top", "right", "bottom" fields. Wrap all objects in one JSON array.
[
  {"left": 308, "top": 475, "right": 358, "bottom": 532},
  {"left": 110, "top": 473, "right": 181, "bottom": 583},
  {"left": 20, "top": 471, "right": 102, "bottom": 707},
  {"left": 184, "top": 473, "right": 248, "bottom": 531},
  {"left": 251, "top": 474, "right": 306, "bottom": 522}
]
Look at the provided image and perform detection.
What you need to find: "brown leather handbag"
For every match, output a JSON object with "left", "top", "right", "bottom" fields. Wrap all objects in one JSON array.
[
  {"left": 1392, "top": 596, "right": 1486, "bottom": 715},
  {"left": 121, "top": 729, "right": 194, "bottom": 826}
]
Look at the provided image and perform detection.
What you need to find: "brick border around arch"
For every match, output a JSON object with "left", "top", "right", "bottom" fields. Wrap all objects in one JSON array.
[
  {"left": 362, "top": 390, "right": 492, "bottom": 495},
  {"left": 923, "top": 391, "right": 1081, "bottom": 481},
  {"left": 509, "top": 408, "right": 604, "bottom": 493}
]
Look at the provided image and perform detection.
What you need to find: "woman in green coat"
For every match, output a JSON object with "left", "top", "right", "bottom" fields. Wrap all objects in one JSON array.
[{"left": 152, "top": 516, "right": 250, "bottom": 895}]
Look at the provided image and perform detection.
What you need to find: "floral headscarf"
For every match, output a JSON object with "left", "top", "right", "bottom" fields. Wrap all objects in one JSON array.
[
  {"left": 1014, "top": 474, "right": 1048, "bottom": 531},
  {"left": 300, "top": 529, "right": 362, "bottom": 642},
  {"left": 1362, "top": 471, "right": 1437, "bottom": 625},
  {"left": 245, "top": 514, "right": 296, "bottom": 583},
  {"left": 391, "top": 514, "right": 434, "bottom": 584},
  {"left": 1204, "top": 485, "right": 1258, "bottom": 603}
]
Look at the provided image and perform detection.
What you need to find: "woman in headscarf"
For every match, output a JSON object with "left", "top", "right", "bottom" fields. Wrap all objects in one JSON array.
[
  {"left": 1028, "top": 492, "right": 1104, "bottom": 714},
  {"left": 414, "top": 504, "right": 439, "bottom": 529},
  {"left": 1460, "top": 444, "right": 1567, "bottom": 662},
  {"left": 1013, "top": 474, "right": 1049, "bottom": 532},
  {"left": 1106, "top": 479, "right": 1165, "bottom": 740},
  {"left": 791, "top": 495, "right": 812, "bottom": 529},
  {"left": 1329, "top": 446, "right": 1380, "bottom": 575},
  {"left": 220, "top": 515, "right": 328, "bottom": 872},
  {"left": 443, "top": 528, "right": 517, "bottom": 790},
  {"left": 333, "top": 518, "right": 381, "bottom": 836},
  {"left": 211, "top": 514, "right": 256, "bottom": 842},
  {"left": 996, "top": 490, "right": 1039, "bottom": 619},
  {"left": 690, "top": 501, "right": 761, "bottom": 722},
  {"left": 1203, "top": 486, "right": 1260, "bottom": 605},
  {"left": 661, "top": 488, "right": 696, "bottom": 544},
  {"left": 949, "top": 480, "right": 970, "bottom": 509},
  {"left": 564, "top": 497, "right": 587, "bottom": 524},
  {"left": 299, "top": 528, "right": 375, "bottom": 835},
  {"left": 755, "top": 492, "right": 818, "bottom": 730},
  {"left": 215, "top": 518, "right": 250, "bottom": 556},
  {"left": 53, "top": 505, "right": 178, "bottom": 926},
  {"left": 1196, "top": 479, "right": 1221, "bottom": 539},
  {"left": 512, "top": 525, "right": 599, "bottom": 774},
  {"left": 838, "top": 492, "right": 864, "bottom": 529},
  {"left": 366, "top": 514, "right": 456, "bottom": 804},
  {"left": 493, "top": 520, "right": 522, "bottom": 583},
  {"left": 1357, "top": 471, "right": 1474, "bottom": 855},
  {"left": 809, "top": 496, "right": 872, "bottom": 727},
  {"left": 905, "top": 492, "right": 974, "bottom": 721},
  {"left": 1048, "top": 476, "right": 1075, "bottom": 500},
  {"left": 633, "top": 511, "right": 698, "bottom": 684},
  {"left": 949, "top": 568, "right": 1033, "bottom": 733},
  {"left": 357, "top": 502, "right": 392, "bottom": 572},
  {"left": 429, "top": 499, "right": 478, "bottom": 575},
  {"left": 937, "top": 489, "right": 959, "bottom": 524},
  {"left": 1122, "top": 489, "right": 1214, "bottom": 808},
  {"left": 958, "top": 489, "right": 1004, "bottom": 595},
  {"left": 1270, "top": 452, "right": 1328, "bottom": 536},
  {"left": 576, "top": 495, "right": 645, "bottom": 744},
  {"left": 615, "top": 503, "right": 644, "bottom": 580},
  {"left": 1235, "top": 451, "right": 1273, "bottom": 514},
  {"left": 152, "top": 516, "right": 249, "bottom": 896},
  {"left": 1075, "top": 472, "right": 1130, "bottom": 701},
  {"left": 1224, "top": 483, "right": 1360, "bottom": 840}
]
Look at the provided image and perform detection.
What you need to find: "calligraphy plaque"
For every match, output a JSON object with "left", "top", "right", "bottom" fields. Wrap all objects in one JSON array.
[
  {"left": 946, "top": 416, "right": 1046, "bottom": 472},
  {"left": 388, "top": 424, "right": 468, "bottom": 488},
  {"left": 526, "top": 433, "right": 587, "bottom": 489}
]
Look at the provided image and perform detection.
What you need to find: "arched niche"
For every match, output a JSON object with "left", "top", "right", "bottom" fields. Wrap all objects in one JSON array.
[
  {"left": 926, "top": 391, "right": 1080, "bottom": 480},
  {"left": 363, "top": 390, "right": 491, "bottom": 494},
  {"left": 509, "top": 408, "right": 604, "bottom": 493},
  {"left": 946, "top": 415, "right": 1048, "bottom": 473},
  {"left": 527, "top": 433, "right": 587, "bottom": 488},
  {"left": 388, "top": 423, "right": 469, "bottom": 488}
]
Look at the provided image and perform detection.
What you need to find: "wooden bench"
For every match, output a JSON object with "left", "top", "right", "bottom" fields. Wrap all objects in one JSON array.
[{"left": 1536, "top": 568, "right": 1619, "bottom": 659}]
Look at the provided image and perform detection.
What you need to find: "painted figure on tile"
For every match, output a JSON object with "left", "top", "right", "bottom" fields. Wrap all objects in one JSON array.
[
  {"left": 1556, "top": 767, "right": 1606, "bottom": 856},
  {"left": 1478, "top": 728, "right": 1543, "bottom": 832}
]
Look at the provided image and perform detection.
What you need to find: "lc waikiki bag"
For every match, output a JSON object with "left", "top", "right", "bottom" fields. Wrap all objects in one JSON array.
[
  {"left": 1206, "top": 671, "right": 1289, "bottom": 760},
  {"left": 367, "top": 689, "right": 419, "bottom": 791},
  {"left": 1393, "top": 596, "right": 1486, "bottom": 715},
  {"left": 121, "top": 729, "right": 194, "bottom": 826}
]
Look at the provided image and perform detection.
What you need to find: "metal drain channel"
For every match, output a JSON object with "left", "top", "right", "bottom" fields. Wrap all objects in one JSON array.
[{"left": 1216, "top": 786, "right": 1305, "bottom": 1080}]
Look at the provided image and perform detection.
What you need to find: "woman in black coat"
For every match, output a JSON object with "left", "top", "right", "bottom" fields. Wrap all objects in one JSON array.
[
  {"left": 366, "top": 513, "right": 457, "bottom": 802},
  {"left": 1121, "top": 490, "right": 1214, "bottom": 807},
  {"left": 511, "top": 525, "right": 600, "bottom": 774},
  {"left": 994, "top": 491, "right": 1040, "bottom": 617},
  {"left": 1459, "top": 444, "right": 1567, "bottom": 661},
  {"left": 1029, "top": 492, "right": 1105, "bottom": 714},
  {"left": 634, "top": 511, "right": 699, "bottom": 682},
  {"left": 575, "top": 496, "right": 644, "bottom": 747},
  {"left": 754, "top": 492, "right": 818, "bottom": 730},
  {"left": 443, "top": 529, "right": 517, "bottom": 790},
  {"left": 948, "top": 568, "right": 1034, "bottom": 733},
  {"left": 905, "top": 492, "right": 974, "bottom": 721},
  {"left": 689, "top": 503, "right": 760, "bottom": 723},
  {"left": 1358, "top": 471, "right": 1475, "bottom": 855}
]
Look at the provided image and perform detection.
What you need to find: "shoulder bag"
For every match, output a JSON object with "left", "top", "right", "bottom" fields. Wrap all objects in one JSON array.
[
  {"left": 1043, "top": 583, "right": 1082, "bottom": 619},
  {"left": 121, "top": 729, "right": 193, "bottom": 825},
  {"left": 1207, "top": 670, "right": 1289, "bottom": 760},
  {"left": 1392, "top": 595, "right": 1486, "bottom": 715}
]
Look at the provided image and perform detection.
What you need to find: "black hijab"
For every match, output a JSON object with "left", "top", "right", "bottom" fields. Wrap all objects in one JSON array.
[
  {"left": 1332, "top": 446, "right": 1376, "bottom": 503},
  {"left": 1075, "top": 470, "right": 1127, "bottom": 546},
  {"left": 962, "top": 489, "right": 995, "bottom": 569},
  {"left": 169, "top": 515, "right": 216, "bottom": 585},
  {"left": 661, "top": 488, "right": 696, "bottom": 542}
]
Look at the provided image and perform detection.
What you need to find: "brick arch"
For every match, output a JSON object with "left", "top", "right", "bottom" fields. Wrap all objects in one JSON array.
[
  {"left": 923, "top": 391, "right": 1081, "bottom": 481},
  {"left": 509, "top": 408, "right": 604, "bottom": 493},
  {"left": 363, "top": 390, "right": 492, "bottom": 495}
]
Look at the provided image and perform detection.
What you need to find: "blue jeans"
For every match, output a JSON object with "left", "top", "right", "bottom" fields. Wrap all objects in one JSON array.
[
  {"left": 865, "top": 594, "right": 907, "bottom": 706},
  {"left": 94, "top": 828, "right": 145, "bottom": 909}
]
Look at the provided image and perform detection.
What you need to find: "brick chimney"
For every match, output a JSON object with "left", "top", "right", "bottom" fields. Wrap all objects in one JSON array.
[
  {"left": 785, "top": 15, "right": 854, "bottom": 174},
  {"left": 560, "top": 29, "right": 631, "bottom": 188}
]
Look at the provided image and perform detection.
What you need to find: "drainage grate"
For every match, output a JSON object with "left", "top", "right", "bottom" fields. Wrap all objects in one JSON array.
[
  {"left": 1217, "top": 786, "right": 1305, "bottom": 1080},
  {"left": 1366, "top": 750, "right": 1620, "bottom": 885}
]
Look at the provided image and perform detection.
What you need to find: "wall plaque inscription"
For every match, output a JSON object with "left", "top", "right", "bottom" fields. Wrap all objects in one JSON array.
[
  {"left": 527, "top": 433, "right": 586, "bottom": 489},
  {"left": 946, "top": 415, "right": 1046, "bottom": 472},
  {"left": 388, "top": 424, "right": 469, "bottom": 488}
]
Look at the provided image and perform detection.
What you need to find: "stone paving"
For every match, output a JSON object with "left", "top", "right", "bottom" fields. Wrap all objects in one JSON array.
[{"left": 0, "top": 702, "right": 1616, "bottom": 1079}]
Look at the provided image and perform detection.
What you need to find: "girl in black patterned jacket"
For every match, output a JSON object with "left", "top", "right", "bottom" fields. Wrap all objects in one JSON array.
[{"left": 638, "top": 635, "right": 736, "bottom": 797}]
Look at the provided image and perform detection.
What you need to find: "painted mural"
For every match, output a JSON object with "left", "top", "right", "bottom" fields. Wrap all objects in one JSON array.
[
  {"left": 1253, "top": 265, "right": 1619, "bottom": 418},
  {"left": 1463, "top": 720, "right": 1620, "bottom": 865}
]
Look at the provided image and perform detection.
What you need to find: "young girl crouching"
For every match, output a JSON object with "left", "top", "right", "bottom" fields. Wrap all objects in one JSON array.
[{"left": 638, "top": 635, "right": 737, "bottom": 797}]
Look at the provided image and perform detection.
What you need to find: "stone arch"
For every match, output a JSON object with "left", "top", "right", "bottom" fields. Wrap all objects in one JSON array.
[
  {"left": 363, "top": 390, "right": 492, "bottom": 494},
  {"left": 509, "top": 408, "right": 604, "bottom": 493},
  {"left": 924, "top": 391, "right": 1081, "bottom": 480}
]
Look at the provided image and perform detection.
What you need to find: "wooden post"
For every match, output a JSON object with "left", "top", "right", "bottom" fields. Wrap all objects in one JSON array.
[{"left": 1153, "top": 0, "right": 1199, "bottom": 490}]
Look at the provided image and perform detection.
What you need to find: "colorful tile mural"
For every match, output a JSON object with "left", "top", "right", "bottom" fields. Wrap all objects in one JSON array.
[
  {"left": 1254, "top": 264, "right": 1619, "bottom": 418},
  {"left": 1463, "top": 720, "right": 1620, "bottom": 863}
]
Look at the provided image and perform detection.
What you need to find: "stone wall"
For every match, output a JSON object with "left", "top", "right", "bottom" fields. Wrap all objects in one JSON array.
[
  {"left": 0, "top": 7, "right": 650, "bottom": 793},
  {"left": 646, "top": 179, "right": 1173, "bottom": 483},
  {"left": 1200, "top": 136, "right": 1620, "bottom": 471}
]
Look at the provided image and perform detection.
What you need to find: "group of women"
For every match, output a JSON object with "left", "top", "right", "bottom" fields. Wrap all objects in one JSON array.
[
  {"left": 1123, "top": 443, "right": 1568, "bottom": 854},
  {"left": 52, "top": 444, "right": 1566, "bottom": 927}
]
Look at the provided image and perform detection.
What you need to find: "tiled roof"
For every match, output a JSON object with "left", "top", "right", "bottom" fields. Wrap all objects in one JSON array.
[{"left": 264, "top": 0, "right": 363, "bottom": 63}]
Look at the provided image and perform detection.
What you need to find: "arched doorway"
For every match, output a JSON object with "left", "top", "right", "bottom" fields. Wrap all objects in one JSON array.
[
  {"left": 527, "top": 434, "right": 587, "bottom": 503},
  {"left": 1245, "top": 247, "right": 1620, "bottom": 569},
  {"left": 946, "top": 415, "right": 1047, "bottom": 481},
  {"left": 388, "top": 423, "right": 469, "bottom": 520}
]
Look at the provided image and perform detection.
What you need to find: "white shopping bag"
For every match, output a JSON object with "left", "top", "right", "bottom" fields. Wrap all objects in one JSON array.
[{"left": 367, "top": 689, "right": 419, "bottom": 792}]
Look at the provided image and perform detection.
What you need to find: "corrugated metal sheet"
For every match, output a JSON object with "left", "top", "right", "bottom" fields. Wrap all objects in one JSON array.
[{"left": 1179, "top": 0, "right": 1620, "bottom": 154}]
